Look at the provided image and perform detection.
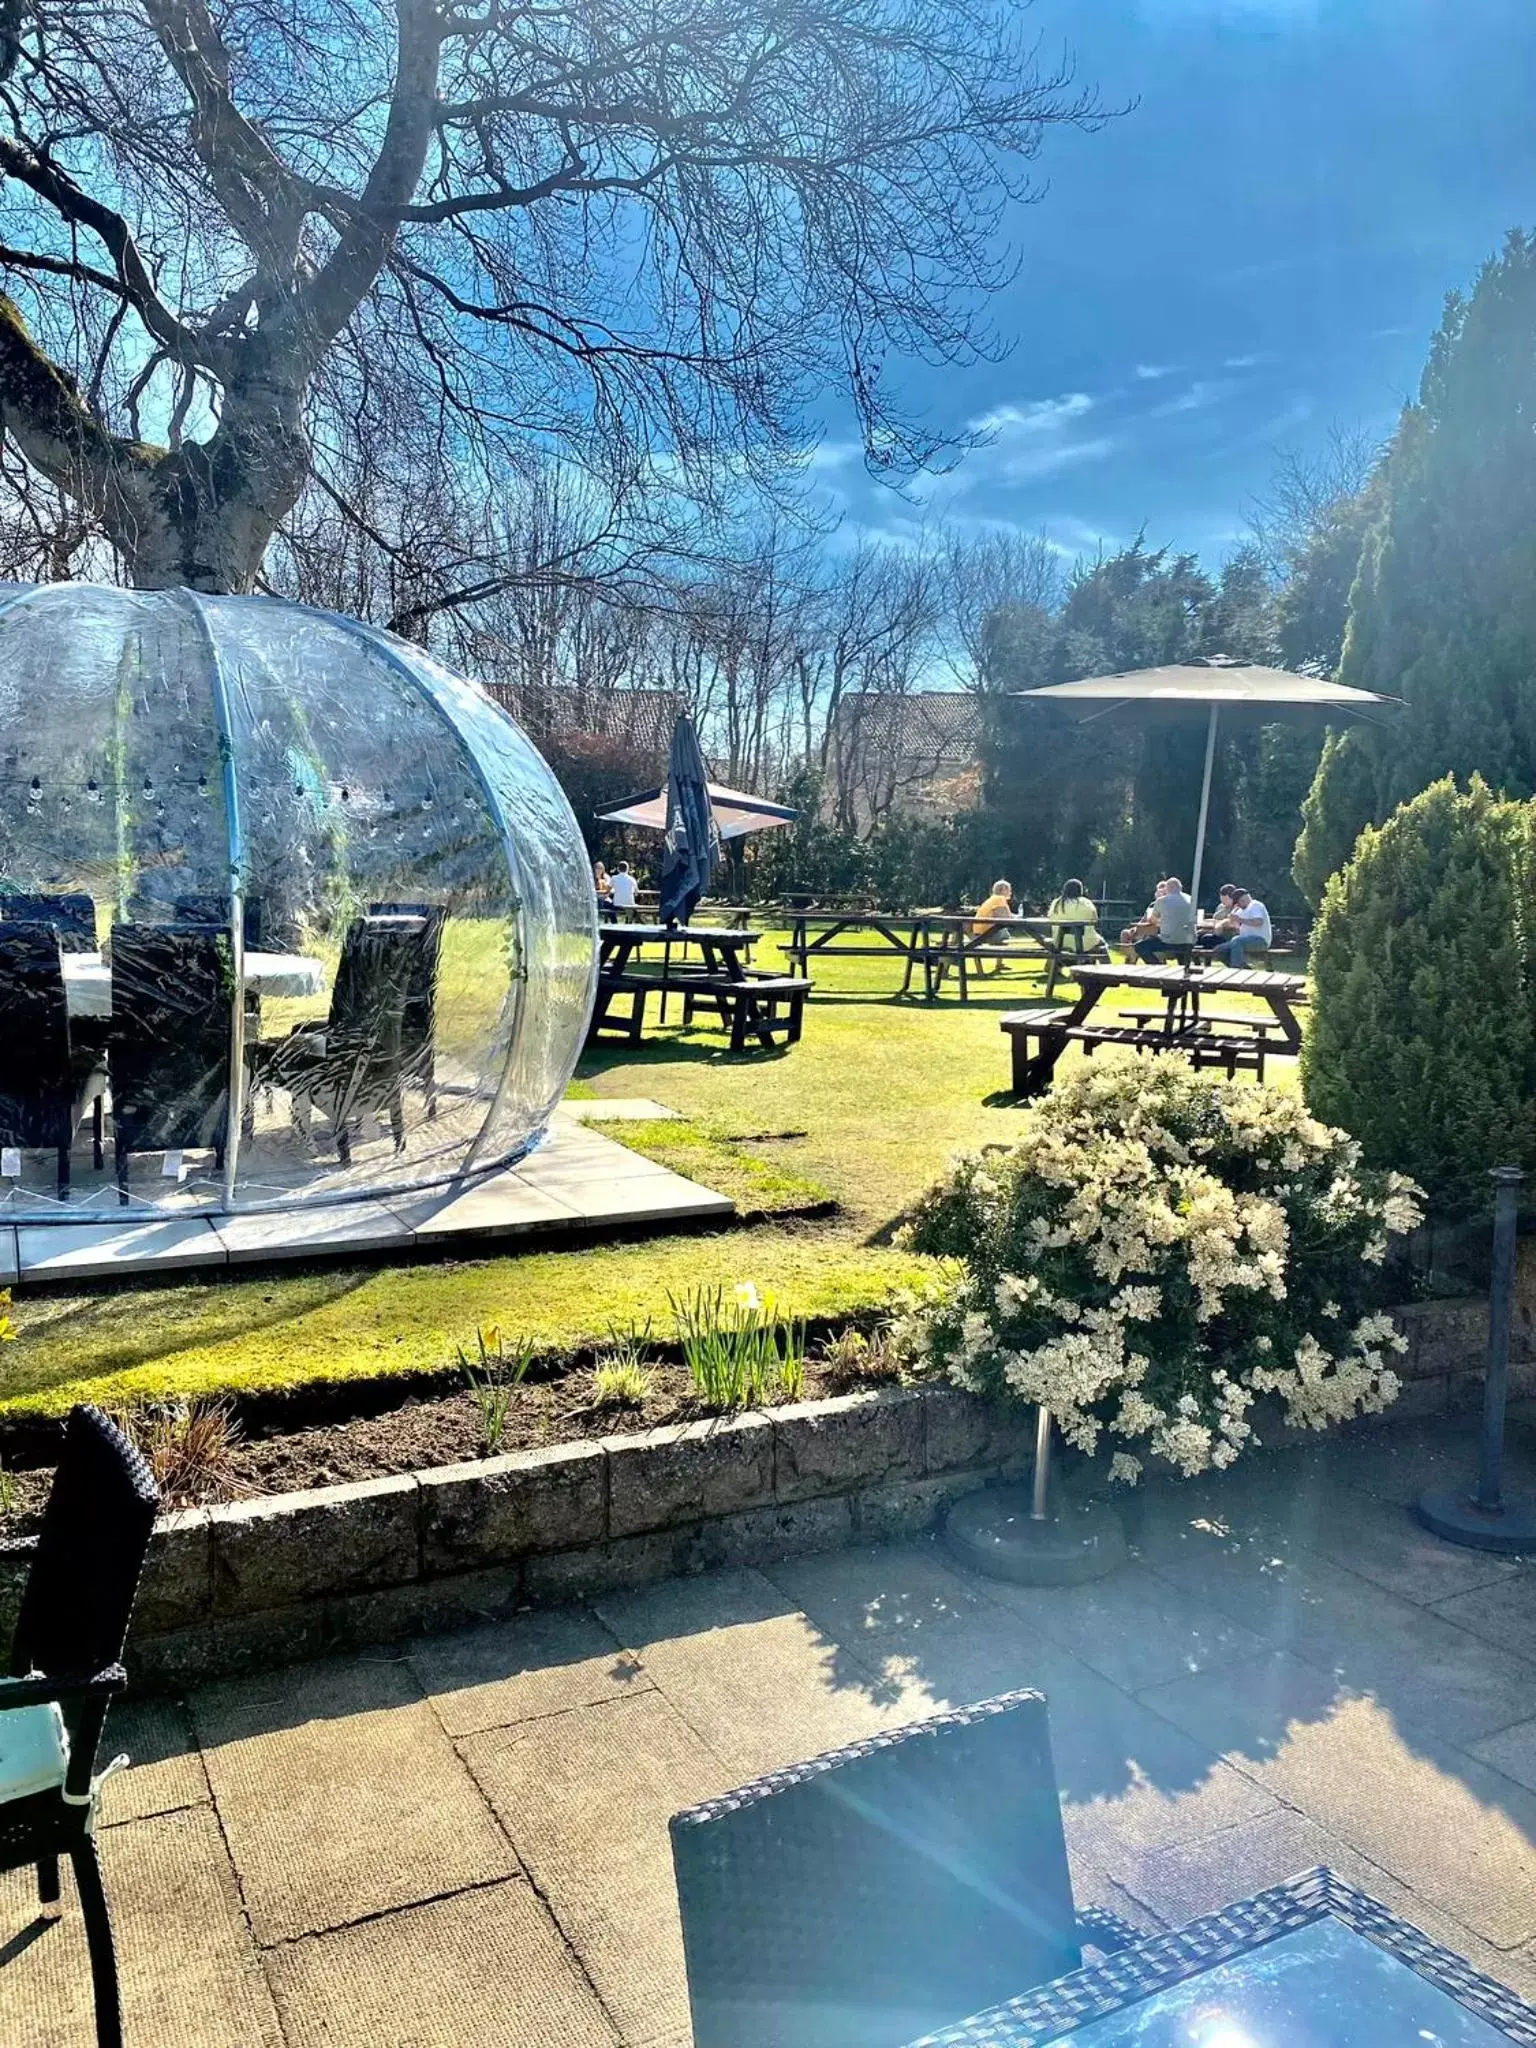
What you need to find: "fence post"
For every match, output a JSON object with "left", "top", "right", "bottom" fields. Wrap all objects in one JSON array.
[{"left": 1418, "top": 1165, "right": 1536, "bottom": 1553}]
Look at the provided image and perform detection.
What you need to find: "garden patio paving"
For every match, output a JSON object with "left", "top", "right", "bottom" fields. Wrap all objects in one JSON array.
[{"left": 6, "top": 1406, "right": 1536, "bottom": 2045}]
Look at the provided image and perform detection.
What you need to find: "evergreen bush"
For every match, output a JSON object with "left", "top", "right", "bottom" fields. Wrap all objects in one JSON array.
[{"left": 1302, "top": 776, "right": 1536, "bottom": 1212}]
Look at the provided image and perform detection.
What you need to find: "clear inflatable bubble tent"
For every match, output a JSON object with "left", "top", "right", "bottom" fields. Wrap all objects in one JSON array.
[{"left": 0, "top": 583, "right": 597, "bottom": 1219}]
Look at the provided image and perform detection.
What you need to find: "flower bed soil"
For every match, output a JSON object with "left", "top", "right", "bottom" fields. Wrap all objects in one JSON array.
[{"left": 0, "top": 1354, "right": 894, "bottom": 1535}]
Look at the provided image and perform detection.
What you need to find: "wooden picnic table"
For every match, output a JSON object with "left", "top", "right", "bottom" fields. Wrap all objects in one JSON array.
[
  {"left": 590, "top": 923, "right": 811, "bottom": 1051},
  {"left": 1001, "top": 958, "right": 1309, "bottom": 1097},
  {"left": 784, "top": 910, "right": 1102, "bottom": 1001}
]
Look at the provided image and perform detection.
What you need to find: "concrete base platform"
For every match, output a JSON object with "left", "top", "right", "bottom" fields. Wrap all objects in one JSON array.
[{"left": 6, "top": 1110, "right": 732, "bottom": 1284}]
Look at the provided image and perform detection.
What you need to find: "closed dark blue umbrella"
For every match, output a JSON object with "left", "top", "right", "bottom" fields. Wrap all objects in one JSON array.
[{"left": 658, "top": 714, "right": 720, "bottom": 927}]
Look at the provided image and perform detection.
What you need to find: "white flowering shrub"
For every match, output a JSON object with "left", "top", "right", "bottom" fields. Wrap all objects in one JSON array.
[{"left": 897, "top": 1056, "right": 1423, "bottom": 1482}]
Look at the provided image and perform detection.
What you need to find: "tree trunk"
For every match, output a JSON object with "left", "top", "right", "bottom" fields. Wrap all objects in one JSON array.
[{"left": 116, "top": 383, "right": 310, "bottom": 594}]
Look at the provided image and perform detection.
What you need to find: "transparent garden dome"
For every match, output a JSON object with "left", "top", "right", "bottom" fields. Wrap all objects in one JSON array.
[{"left": 0, "top": 583, "right": 597, "bottom": 1220}]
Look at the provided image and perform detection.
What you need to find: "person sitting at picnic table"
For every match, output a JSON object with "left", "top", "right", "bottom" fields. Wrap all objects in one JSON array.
[
  {"left": 1047, "top": 878, "right": 1107, "bottom": 964},
  {"left": 607, "top": 861, "right": 640, "bottom": 916},
  {"left": 1200, "top": 885, "right": 1271, "bottom": 966},
  {"left": 1196, "top": 883, "right": 1241, "bottom": 951},
  {"left": 1130, "top": 876, "right": 1197, "bottom": 963},
  {"left": 970, "top": 877, "right": 1016, "bottom": 973},
  {"left": 593, "top": 860, "right": 613, "bottom": 908}
]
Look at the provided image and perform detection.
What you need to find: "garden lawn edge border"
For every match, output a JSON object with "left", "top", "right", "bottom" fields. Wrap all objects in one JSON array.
[{"left": 0, "top": 1294, "right": 1508, "bottom": 1690}]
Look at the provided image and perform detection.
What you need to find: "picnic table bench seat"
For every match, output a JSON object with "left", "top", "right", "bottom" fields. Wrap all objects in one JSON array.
[{"left": 682, "top": 974, "right": 812, "bottom": 1052}]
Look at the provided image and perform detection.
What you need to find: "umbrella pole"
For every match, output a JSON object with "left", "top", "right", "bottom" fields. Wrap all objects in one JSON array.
[{"left": 1188, "top": 703, "right": 1219, "bottom": 916}]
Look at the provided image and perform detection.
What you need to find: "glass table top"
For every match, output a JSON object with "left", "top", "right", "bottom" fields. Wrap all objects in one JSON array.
[{"left": 1062, "top": 1917, "right": 1514, "bottom": 2046}]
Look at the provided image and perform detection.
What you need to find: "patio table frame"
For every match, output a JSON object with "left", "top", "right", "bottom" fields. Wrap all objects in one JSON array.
[
  {"left": 591, "top": 922, "right": 767, "bottom": 1043},
  {"left": 906, "top": 1866, "right": 1536, "bottom": 2046},
  {"left": 1002, "top": 958, "right": 1308, "bottom": 1097},
  {"left": 784, "top": 911, "right": 1092, "bottom": 1001}
]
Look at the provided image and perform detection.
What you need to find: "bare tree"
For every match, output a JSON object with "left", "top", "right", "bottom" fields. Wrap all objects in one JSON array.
[
  {"left": 0, "top": 0, "right": 1098, "bottom": 594},
  {"left": 1247, "top": 422, "right": 1383, "bottom": 578},
  {"left": 935, "top": 524, "right": 1061, "bottom": 689}
]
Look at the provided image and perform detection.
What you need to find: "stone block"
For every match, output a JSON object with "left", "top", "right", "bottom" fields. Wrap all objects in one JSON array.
[
  {"left": 688, "top": 1495, "right": 854, "bottom": 1572},
  {"left": 211, "top": 1474, "right": 419, "bottom": 1617},
  {"left": 521, "top": 1528, "right": 695, "bottom": 1607},
  {"left": 773, "top": 1389, "right": 925, "bottom": 1503},
  {"left": 1389, "top": 1372, "right": 1451, "bottom": 1417},
  {"left": 130, "top": 1602, "right": 331, "bottom": 1691},
  {"left": 922, "top": 1387, "right": 1035, "bottom": 1475},
  {"left": 419, "top": 1441, "right": 606, "bottom": 1572},
  {"left": 133, "top": 1506, "right": 213, "bottom": 1637},
  {"left": 851, "top": 1474, "right": 987, "bottom": 1543},
  {"left": 322, "top": 1566, "right": 524, "bottom": 1657},
  {"left": 1403, "top": 1297, "right": 1488, "bottom": 1380},
  {"left": 0, "top": 1537, "right": 34, "bottom": 1662},
  {"left": 606, "top": 1413, "right": 774, "bottom": 1537}
]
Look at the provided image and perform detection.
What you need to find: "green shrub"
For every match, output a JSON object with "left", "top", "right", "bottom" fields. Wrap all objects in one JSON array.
[
  {"left": 1302, "top": 776, "right": 1536, "bottom": 1212},
  {"left": 897, "top": 1056, "right": 1421, "bottom": 1481}
]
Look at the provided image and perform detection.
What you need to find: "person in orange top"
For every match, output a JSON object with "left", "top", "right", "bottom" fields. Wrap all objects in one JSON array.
[{"left": 971, "top": 877, "right": 1015, "bottom": 975}]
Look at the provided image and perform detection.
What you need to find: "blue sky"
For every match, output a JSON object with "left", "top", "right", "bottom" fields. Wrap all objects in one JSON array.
[{"left": 815, "top": 0, "right": 1536, "bottom": 565}]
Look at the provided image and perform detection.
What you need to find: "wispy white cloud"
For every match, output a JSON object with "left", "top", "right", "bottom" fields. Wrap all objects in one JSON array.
[
  {"left": 1134, "top": 363, "right": 1178, "bottom": 381},
  {"left": 964, "top": 392, "right": 1117, "bottom": 483},
  {"left": 1222, "top": 353, "right": 1270, "bottom": 370},
  {"left": 1150, "top": 378, "right": 1235, "bottom": 418}
]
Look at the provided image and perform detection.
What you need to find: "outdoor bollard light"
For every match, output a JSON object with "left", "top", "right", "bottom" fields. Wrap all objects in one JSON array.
[
  {"left": 942, "top": 1404, "right": 1128, "bottom": 1588},
  {"left": 1417, "top": 1165, "right": 1536, "bottom": 1553}
]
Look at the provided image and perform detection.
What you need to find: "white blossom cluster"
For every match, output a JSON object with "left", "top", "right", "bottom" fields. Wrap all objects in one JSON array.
[{"left": 898, "top": 1055, "right": 1424, "bottom": 1484}]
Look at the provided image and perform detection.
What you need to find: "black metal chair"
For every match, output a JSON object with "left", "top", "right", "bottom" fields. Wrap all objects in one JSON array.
[
  {"left": 0, "top": 892, "right": 97, "bottom": 952},
  {"left": 367, "top": 903, "right": 445, "bottom": 1116},
  {"left": 1, "top": 1405, "right": 161, "bottom": 2047},
  {"left": 670, "top": 1689, "right": 1133, "bottom": 2048},
  {"left": 256, "top": 915, "right": 432, "bottom": 1164},
  {"left": 108, "top": 925, "right": 232, "bottom": 1202},
  {"left": 0, "top": 923, "right": 107, "bottom": 1200},
  {"left": 171, "top": 895, "right": 264, "bottom": 952}
]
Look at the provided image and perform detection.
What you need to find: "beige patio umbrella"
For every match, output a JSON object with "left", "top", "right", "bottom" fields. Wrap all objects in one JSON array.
[{"left": 1015, "top": 661, "right": 1400, "bottom": 913}]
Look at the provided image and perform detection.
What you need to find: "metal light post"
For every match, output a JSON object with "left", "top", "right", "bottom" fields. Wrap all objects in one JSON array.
[{"left": 1418, "top": 1167, "right": 1536, "bottom": 1552}]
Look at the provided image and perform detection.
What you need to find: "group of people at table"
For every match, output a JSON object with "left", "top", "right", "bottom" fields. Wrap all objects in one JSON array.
[
  {"left": 972, "top": 875, "right": 1273, "bottom": 969},
  {"left": 588, "top": 854, "right": 1272, "bottom": 970}
]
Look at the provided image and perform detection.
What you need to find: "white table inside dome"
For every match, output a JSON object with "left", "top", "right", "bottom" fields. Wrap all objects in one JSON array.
[{"left": 61, "top": 951, "right": 327, "bottom": 1019}]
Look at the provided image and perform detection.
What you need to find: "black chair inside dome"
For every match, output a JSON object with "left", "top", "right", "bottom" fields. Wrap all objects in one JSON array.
[
  {"left": 367, "top": 902, "right": 444, "bottom": 1116},
  {"left": 0, "top": 922, "right": 108, "bottom": 1200},
  {"left": 108, "top": 924, "right": 232, "bottom": 1201},
  {"left": 1, "top": 1404, "right": 161, "bottom": 2048},
  {"left": 258, "top": 915, "right": 430, "bottom": 1164},
  {"left": 669, "top": 1689, "right": 1118, "bottom": 2048},
  {"left": 0, "top": 891, "right": 98, "bottom": 952},
  {"left": 171, "top": 894, "right": 264, "bottom": 952}
]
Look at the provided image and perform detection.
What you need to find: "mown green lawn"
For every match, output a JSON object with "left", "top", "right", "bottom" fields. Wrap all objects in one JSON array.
[{"left": 0, "top": 928, "right": 1304, "bottom": 1419}]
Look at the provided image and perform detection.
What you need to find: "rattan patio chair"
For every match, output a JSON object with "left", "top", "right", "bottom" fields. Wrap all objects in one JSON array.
[
  {"left": 0, "top": 1405, "right": 161, "bottom": 2047},
  {"left": 670, "top": 1687, "right": 1135, "bottom": 2048}
]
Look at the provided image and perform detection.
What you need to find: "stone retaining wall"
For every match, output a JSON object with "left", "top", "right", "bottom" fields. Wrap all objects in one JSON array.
[
  {"left": 0, "top": 1387, "right": 1036, "bottom": 1690},
  {"left": 0, "top": 1293, "right": 1509, "bottom": 1691}
]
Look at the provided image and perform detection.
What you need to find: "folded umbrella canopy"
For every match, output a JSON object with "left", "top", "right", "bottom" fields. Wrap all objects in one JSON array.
[
  {"left": 655, "top": 714, "right": 722, "bottom": 927},
  {"left": 1015, "top": 662, "right": 1400, "bottom": 913}
]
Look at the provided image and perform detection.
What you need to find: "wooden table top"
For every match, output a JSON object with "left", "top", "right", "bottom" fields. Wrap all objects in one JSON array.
[{"left": 1073, "top": 960, "right": 1307, "bottom": 997}]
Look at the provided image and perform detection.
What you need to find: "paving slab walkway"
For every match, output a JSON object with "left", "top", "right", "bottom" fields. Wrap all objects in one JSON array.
[{"left": 6, "top": 1407, "right": 1536, "bottom": 2045}]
